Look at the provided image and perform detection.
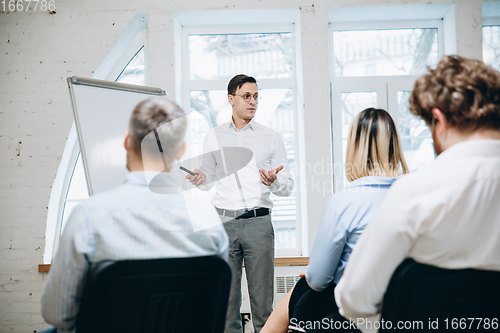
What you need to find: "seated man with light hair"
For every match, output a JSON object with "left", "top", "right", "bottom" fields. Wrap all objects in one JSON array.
[{"left": 40, "top": 97, "right": 229, "bottom": 333}]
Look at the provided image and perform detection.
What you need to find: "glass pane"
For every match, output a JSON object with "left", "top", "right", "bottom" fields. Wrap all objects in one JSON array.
[
  {"left": 189, "top": 89, "right": 298, "bottom": 250},
  {"left": 66, "top": 153, "right": 90, "bottom": 200},
  {"left": 341, "top": 92, "right": 378, "bottom": 139},
  {"left": 338, "top": 92, "right": 377, "bottom": 189},
  {"left": 267, "top": 90, "right": 297, "bottom": 250},
  {"left": 189, "top": 33, "right": 293, "bottom": 80},
  {"left": 483, "top": 25, "right": 500, "bottom": 71},
  {"left": 397, "top": 91, "right": 434, "bottom": 171},
  {"left": 189, "top": 90, "right": 230, "bottom": 129},
  {"left": 333, "top": 28, "right": 439, "bottom": 76},
  {"left": 61, "top": 201, "right": 80, "bottom": 234},
  {"left": 116, "top": 46, "right": 145, "bottom": 85}
]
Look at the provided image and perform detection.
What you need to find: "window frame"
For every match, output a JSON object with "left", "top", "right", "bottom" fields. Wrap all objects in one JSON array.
[
  {"left": 482, "top": 17, "right": 500, "bottom": 26},
  {"left": 482, "top": 17, "right": 500, "bottom": 70},
  {"left": 328, "top": 19, "right": 444, "bottom": 191},
  {"left": 181, "top": 23, "right": 304, "bottom": 257}
]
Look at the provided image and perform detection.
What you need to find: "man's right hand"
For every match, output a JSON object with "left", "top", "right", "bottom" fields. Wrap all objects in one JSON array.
[{"left": 185, "top": 169, "right": 206, "bottom": 186}]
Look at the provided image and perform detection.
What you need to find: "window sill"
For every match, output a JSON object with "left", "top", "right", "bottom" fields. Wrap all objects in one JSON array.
[{"left": 38, "top": 257, "right": 309, "bottom": 273}]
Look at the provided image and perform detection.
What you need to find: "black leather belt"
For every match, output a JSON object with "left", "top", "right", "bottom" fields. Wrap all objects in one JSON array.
[{"left": 216, "top": 207, "right": 271, "bottom": 220}]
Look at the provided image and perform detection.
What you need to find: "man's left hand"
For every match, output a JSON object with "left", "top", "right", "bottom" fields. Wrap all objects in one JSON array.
[{"left": 259, "top": 166, "right": 283, "bottom": 186}]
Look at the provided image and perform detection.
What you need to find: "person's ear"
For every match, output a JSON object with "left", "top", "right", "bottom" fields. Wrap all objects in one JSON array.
[
  {"left": 175, "top": 142, "right": 187, "bottom": 160},
  {"left": 124, "top": 130, "right": 131, "bottom": 151},
  {"left": 431, "top": 108, "right": 447, "bottom": 134},
  {"left": 228, "top": 94, "right": 234, "bottom": 106}
]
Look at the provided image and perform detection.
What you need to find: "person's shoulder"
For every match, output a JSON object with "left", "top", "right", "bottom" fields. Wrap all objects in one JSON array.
[
  {"left": 253, "top": 121, "right": 278, "bottom": 134},
  {"left": 75, "top": 185, "right": 129, "bottom": 212},
  {"left": 391, "top": 168, "right": 432, "bottom": 194},
  {"left": 59, "top": 186, "right": 130, "bottom": 235},
  {"left": 346, "top": 176, "right": 398, "bottom": 188},
  {"left": 212, "top": 121, "right": 231, "bottom": 132},
  {"left": 326, "top": 177, "right": 397, "bottom": 209},
  {"left": 251, "top": 121, "right": 282, "bottom": 141}
]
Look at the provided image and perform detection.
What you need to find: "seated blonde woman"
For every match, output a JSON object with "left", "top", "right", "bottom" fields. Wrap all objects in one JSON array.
[{"left": 261, "top": 108, "right": 408, "bottom": 333}]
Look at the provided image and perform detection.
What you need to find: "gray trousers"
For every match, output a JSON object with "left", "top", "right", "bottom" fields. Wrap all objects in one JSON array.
[{"left": 220, "top": 214, "right": 274, "bottom": 333}]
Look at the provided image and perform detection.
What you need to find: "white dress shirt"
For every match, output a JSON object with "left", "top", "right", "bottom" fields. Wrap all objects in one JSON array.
[
  {"left": 335, "top": 139, "right": 500, "bottom": 326},
  {"left": 41, "top": 171, "right": 229, "bottom": 333},
  {"left": 198, "top": 118, "right": 294, "bottom": 210}
]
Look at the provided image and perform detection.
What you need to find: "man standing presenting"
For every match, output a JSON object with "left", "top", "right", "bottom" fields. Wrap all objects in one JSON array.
[{"left": 186, "top": 74, "right": 294, "bottom": 333}]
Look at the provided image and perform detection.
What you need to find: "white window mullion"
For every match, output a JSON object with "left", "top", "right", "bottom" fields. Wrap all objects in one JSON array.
[
  {"left": 483, "top": 17, "right": 500, "bottom": 26},
  {"left": 387, "top": 76, "right": 419, "bottom": 123},
  {"left": 331, "top": 78, "right": 387, "bottom": 191}
]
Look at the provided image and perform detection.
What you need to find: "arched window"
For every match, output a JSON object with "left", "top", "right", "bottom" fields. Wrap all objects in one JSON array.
[{"left": 43, "top": 14, "right": 147, "bottom": 263}]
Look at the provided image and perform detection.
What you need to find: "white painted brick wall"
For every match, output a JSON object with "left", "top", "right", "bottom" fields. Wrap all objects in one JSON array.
[
  {"left": 0, "top": 2, "right": 130, "bottom": 331},
  {"left": 0, "top": 0, "right": 483, "bottom": 332}
]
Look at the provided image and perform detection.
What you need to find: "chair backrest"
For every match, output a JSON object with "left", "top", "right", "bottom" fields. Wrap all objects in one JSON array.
[
  {"left": 380, "top": 258, "right": 500, "bottom": 332},
  {"left": 76, "top": 256, "right": 231, "bottom": 333}
]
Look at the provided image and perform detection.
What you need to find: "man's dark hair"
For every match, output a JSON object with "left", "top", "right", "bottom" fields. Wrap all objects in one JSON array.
[{"left": 227, "top": 74, "right": 257, "bottom": 95}]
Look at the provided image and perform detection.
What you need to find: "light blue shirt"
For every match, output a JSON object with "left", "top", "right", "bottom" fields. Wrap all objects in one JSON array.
[
  {"left": 305, "top": 176, "right": 397, "bottom": 291},
  {"left": 41, "top": 171, "right": 229, "bottom": 333}
]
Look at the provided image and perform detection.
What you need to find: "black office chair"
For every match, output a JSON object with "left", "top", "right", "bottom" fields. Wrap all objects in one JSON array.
[
  {"left": 380, "top": 258, "right": 500, "bottom": 332},
  {"left": 76, "top": 256, "right": 231, "bottom": 333}
]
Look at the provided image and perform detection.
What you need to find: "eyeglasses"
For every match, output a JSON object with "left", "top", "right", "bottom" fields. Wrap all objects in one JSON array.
[{"left": 231, "top": 93, "right": 262, "bottom": 103}]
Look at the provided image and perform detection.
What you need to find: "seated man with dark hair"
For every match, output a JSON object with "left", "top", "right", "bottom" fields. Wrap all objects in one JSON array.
[{"left": 40, "top": 97, "right": 229, "bottom": 333}]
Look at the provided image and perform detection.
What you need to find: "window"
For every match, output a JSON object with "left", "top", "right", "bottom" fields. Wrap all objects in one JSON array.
[
  {"left": 44, "top": 14, "right": 148, "bottom": 263},
  {"left": 330, "top": 21, "right": 443, "bottom": 191},
  {"left": 482, "top": 1, "right": 500, "bottom": 71},
  {"left": 483, "top": 18, "right": 500, "bottom": 71},
  {"left": 182, "top": 25, "right": 302, "bottom": 256},
  {"left": 333, "top": 28, "right": 439, "bottom": 77},
  {"left": 116, "top": 46, "right": 146, "bottom": 85}
]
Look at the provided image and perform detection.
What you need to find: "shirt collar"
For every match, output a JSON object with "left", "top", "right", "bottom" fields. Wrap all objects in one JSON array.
[
  {"left": 229, "top": 118, "right": 256, "bottom": 131},
  {"left": 435, "top": 139, "right": 500, "bottom": 162},
  {"left": 346, "top": 176, "right": 398, "bottom": 188}
]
